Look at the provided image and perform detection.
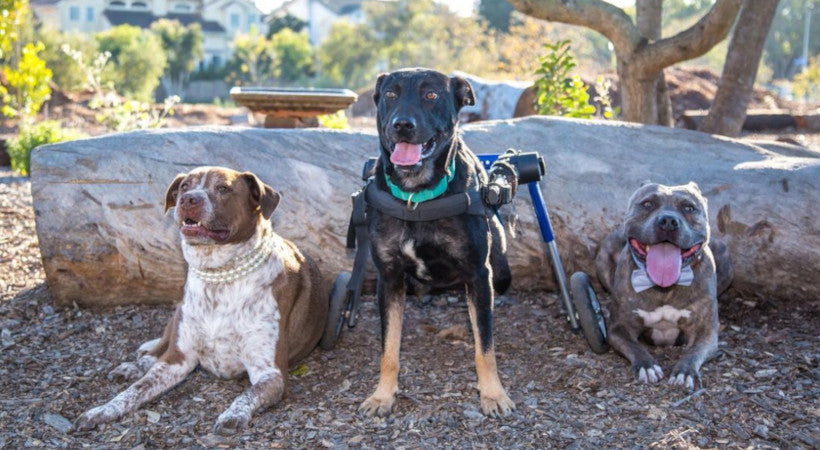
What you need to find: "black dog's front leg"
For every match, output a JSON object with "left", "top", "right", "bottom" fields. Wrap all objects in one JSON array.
[
  {"left": 467, "top": 263, "right": 515, "bottom": 418},
  {"left": 360, "top": 274, "right": 406, "bottom": 417}
]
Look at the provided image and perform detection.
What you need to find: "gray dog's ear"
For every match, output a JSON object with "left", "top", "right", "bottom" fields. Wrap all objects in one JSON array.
[
  {"left": 686, "top": 181, "right": 702, "bottom": 193},
  {"left": 639, "top": 179, "right": 653, "bottom": 187},
  {"left": 243, "top": 172, "right": 280, "bottom": 219},
  {"left": 373, "top": 73, "right": 388, "bottom": 106},
  {"left": 164, "top": 173, "right": 186, "bottom": 214},
  {"left": 450, "top": 76, "right": 475, "bottom": 111}
]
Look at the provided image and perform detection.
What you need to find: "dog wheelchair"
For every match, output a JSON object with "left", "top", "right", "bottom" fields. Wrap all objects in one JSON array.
[{"left": 319, "top": 151, "right": 608, "bottom": 354}]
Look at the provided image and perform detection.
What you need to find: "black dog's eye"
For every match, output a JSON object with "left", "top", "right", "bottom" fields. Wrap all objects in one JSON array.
[
  {"left": 425, "top": 91, "right": 438, "bottom": 101},
  {"left": 641, "top": 200, "right": 653, "bottom": 209},
  {"left": 682, "top": 203, "right": 697, "bottom": 213},
  {"left": 384, "top": 91, "right": 397, "bottom": 99},
  {"left": 217, "top": 185, "right": 230, "bottom": 194}
]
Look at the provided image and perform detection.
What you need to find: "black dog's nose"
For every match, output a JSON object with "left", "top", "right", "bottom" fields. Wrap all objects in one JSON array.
[
  {"left": 657, "top": 214, "right": 681, "bottom": 231},
  {"left": 391, "top": 117, "right": 416, "bottom": 131},
  {"left": 179, "top": 193, "right": 201, "bottom": 208}
]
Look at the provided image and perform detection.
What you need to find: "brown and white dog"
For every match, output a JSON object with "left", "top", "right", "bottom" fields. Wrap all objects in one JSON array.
[{"left": 75, "top": 166, "right": 327, "bottom": 435}]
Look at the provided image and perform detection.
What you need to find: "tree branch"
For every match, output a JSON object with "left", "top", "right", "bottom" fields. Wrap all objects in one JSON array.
[
  {"left": 634, "top": 0, "right": 743, "bottom": 76},
  {"left": 507, "top": 0, "right": 641, "bottom": 57}
]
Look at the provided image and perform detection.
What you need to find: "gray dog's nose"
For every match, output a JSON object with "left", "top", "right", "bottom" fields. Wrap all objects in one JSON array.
[
  {"left": 392, "top": 117, "right": 416, "bottom": 131},
  {"left": 657, "top": 214, "right": 681, "bottom": 231}
]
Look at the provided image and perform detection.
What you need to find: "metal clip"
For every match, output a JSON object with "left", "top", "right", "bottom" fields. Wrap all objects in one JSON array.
[{"left": 405, "top": 194, "right": 419, "bottom": 211}]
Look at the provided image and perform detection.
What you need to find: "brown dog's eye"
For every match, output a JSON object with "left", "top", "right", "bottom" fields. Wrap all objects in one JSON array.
[
  {"left": 180, "top": 182, "right": 189, "bottom": 191},
  {"left": 384, "top": 91, "right": 397, "bottom": 99},
  {"left": 425, "top": 91, "right": 438, "bottom": 101},
  {"left": 217, "top": 185, "right": 230, "bottom": 194}
]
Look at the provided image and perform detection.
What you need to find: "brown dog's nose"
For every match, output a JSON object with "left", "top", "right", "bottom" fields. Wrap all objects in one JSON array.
[
  {"left": 179, "top": 192, "right": 202, "bottom": 209},
  {"left": 392, "top": 117, "right": 416, "bottom": 132},
  {"left": 657, "top": 214, "right": 681, "bottom": 231}
]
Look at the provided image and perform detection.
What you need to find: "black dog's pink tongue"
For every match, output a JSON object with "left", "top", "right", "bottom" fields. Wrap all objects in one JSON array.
[
  {"left": 646, "top": 242, "right": 682, "bottom": 287},
  {"left": 390, "top": 142, "right": 422, "bottom": 166}
]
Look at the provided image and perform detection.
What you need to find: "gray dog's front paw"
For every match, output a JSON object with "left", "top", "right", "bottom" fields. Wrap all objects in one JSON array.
[
  {"left": 633, "top": 362, "right": 664, "bottom": 384},
  {"left": 213, "top": 408, "right": 251, "bottom": 436},
  {"left": 668, "top": 364, "right": 700, "bottom": 389}
]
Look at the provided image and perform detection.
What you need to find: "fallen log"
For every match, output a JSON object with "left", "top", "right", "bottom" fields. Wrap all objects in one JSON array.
[{"left": 30, "top": 117, "right": 820, "bottom": 307}]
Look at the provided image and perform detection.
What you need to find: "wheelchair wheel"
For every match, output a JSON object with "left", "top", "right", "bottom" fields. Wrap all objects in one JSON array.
[
  {"left": 570, "top": 272, "right": 609, "bottom": 354},
  {"left": 319, "top": 272, "right": 352, "bottom": 350}
]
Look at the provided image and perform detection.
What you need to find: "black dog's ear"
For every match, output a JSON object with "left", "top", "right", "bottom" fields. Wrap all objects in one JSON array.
[
  {"left": 243, "top": 172, "right": 280, "bottom": 219},
  {"left": 450, "top": 76, "right": 475, "bottom": 111},
  {"left": 164, "top": 173, "right": 186, "bottom": 214},
  {"left": 373, "top": 73, "right": 388, "bottom": 106}
]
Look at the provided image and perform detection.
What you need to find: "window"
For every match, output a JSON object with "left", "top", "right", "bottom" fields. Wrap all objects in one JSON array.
[
  {"left": 247, "top": 14, "right": 255, "bottom": 29},
  {"left": 230, "top": 13, "right": 239, "bottom": 28},
  {"left": 174, "top": 3, "right": 191, "bottom": 11},
  {"left": 86, "top": 6, "right": 93, "bottom": 22},
  {"left": 211, "top": 55, "right": 221, "bottom": 67},
  {"left": 69, "top": 6, "right": 80, "bottom": 21},
  {"left": 109, "top": 0, "right": 125, "bottom": 7}
]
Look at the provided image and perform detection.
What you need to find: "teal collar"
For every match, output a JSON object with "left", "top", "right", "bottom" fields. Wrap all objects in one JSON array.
[{"left": 384, "top": 157, "right": 456, "bottom": 205}]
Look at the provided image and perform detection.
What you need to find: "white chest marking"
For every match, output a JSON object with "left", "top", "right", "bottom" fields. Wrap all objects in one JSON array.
[
  {"left": 634, "top": 305, "right": 692, "bottom": 326},
  {"left": 402, "top": 239, "right": 430, "bottom": 280}
]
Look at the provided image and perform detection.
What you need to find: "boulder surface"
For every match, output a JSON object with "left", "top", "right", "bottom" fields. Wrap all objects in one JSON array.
[{"left": 31, "top": 117, "right": 820, "bottom": 306}]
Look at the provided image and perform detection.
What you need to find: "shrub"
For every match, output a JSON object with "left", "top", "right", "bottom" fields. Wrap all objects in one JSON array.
[
  {"left": 7, "top": 120, "right": 85, "bottom": 175},
  {"left": 95, "top": 25, "right": 167, "bottom": 101},
  {"left": 1, "top": 41, "right": 52, "bottom": 123},
  {"left": 317, "top": 110, "right": 349, "bottom": 129},
  {"left": 36, "top": 26, "right": 97, "bottom": 92},
  {"left": 270, "top": 28, "right": 313, "bottom": 82}
]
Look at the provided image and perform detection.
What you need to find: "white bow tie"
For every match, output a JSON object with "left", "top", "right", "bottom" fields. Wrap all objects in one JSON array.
[{"left": 631, "top": 256, "right": 694, "bottom": 293}]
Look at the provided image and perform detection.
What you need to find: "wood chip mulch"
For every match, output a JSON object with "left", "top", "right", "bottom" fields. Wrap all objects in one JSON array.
[{"left": 1, "top": 168, "right": 818, "bottom": 448}]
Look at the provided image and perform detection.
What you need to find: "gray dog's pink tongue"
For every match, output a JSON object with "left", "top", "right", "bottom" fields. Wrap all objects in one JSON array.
[
  {"left": 646, "top": 242, "right": 682, "bottom": 287},
  {"left": 390, "top": 143, "right": 422, "bottom": 166}
]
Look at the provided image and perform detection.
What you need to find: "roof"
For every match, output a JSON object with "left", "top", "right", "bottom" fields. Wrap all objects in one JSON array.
[
  {"left": 103, "top": 9, "right": 226, "bottom": 32},
  {"left": 273, "top": 0, "right": 364, "bottom": 17},
  {"left": 30, "top": 0, "right": 61, "bottom": 5}
]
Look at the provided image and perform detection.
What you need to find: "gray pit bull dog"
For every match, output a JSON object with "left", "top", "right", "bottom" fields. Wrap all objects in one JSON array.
[{"left": 595, "top": 182, "right": 732, "bottom": 389}]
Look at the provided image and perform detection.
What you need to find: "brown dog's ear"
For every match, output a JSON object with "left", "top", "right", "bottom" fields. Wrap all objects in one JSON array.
[
  {"left": 450, "top": 76, "right": 475, "bottom": 111},
  {"left": 373, "top": 73, "right": 387, "bottom": 106},
  {"left": 243, "top": 172, "right": 280, "bottom": 219},
  {"left": 164, "top": 173, "right": 186, "bottom": 214}
]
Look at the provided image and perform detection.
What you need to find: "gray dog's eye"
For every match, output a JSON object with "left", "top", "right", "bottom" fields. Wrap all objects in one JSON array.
[
  {"left": 641, "top": 200, "right": 653, "bottom": 209},
  {"left": 682, "top": 204, "right": 696, "bottom": 213}
]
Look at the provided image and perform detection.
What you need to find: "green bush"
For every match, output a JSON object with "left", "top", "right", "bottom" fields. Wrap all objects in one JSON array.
[
  {"left": 95, "top": 25, "right": 167, "bottom": 101},
  {"left": 533, "top": 40, "right": 595, "bottom": 119},
  {"left": 7, "top": 120, "right": 85, "bottom": 175},
  {"left": 1, "top": 41, "right": 52, "bottom": 123},
  {"left": 317, "top": 110, "right": 349, "bottom": 129},
  {"left": 36, "top": 26, "right": 97, "bottom": 92},
  {"left": 270, "top": 28, "right": 313, "bottom": 82}
]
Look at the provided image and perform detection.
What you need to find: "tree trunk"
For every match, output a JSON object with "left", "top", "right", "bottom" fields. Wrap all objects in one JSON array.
[
  {"left": 30, "top": 118, "right": 820, "bottom": 307},
  {"left": 507, "top": 0, "right": 742, "bottom": 126},
  {"left": 636, "top": 0, "right": 674, "bottom": 126},
  {"left": 699, "top": 0, "right": 780, "bottom": 136}
]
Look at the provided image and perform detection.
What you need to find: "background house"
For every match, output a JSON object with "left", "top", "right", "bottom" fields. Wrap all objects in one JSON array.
[
  {"left": 270, "top": 0, "right": 365, "bottom": 46},
  {"left": 31, "top": 0, "right": 269, "bottom": 70}
]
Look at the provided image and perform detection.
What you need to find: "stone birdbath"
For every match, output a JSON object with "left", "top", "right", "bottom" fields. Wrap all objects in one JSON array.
[{"left": 229, "top": 87, "right": 358, "bottom": 128}]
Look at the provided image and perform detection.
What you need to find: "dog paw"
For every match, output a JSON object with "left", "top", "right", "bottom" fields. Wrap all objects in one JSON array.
[
  {"left": 668, "top": 366, "right": 700, "bottom": 390},
  {"left": 107, "top": 362, "right": 143, "bottom": 382},
  {"left": 213, "top": 409, "right": 251, "bottom": 436},
  {"left": 74, "top": 404, "right": 120, "bottom": 431},
  {"left": 479, "top": 392, "right": 516, "bottom": 418},
  {"left": 359, "top": 394, "right": 395, "bottom": 418},
  {"left": 634, "top": 364, "right": 665, "bottom": 384}
]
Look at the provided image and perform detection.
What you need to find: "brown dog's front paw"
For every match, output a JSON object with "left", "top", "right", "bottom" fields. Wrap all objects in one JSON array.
[
  {"left": 480, "top": 392, "right": 515, "bottom": 418},
  {"left": 214, "top": 409, "right": 251, "bottom": 436},
  {"left": 634, "top": 363, "right": 665, "bottom": 384},
  {"left": 359, "top": 394, "right": 395, "bottom": 417},
  {"left": 74, "top": 404, "right": 121, "bottom": 431},
  {"left": 668, "top": 366, "right": 701, "bottom": 390}
]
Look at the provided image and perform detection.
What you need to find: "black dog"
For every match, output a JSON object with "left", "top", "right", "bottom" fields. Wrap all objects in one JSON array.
[{"left": 359, "top": 68, "right": 515, "bottom": 418}]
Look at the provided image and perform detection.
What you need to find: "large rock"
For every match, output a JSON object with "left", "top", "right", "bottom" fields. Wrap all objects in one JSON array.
[{"left": 31, "top": 117, "right": 820, "bottom": 307}]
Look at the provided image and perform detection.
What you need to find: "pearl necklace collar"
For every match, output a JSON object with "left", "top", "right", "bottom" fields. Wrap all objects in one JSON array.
[{"left": 189, "top": 232, "right": 275, "bottom": 284}]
